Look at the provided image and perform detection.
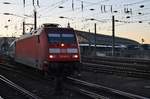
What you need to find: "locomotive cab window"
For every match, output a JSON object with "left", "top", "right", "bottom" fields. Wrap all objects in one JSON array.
[
  {"left": 62, "top": 34, "right": 76, "bottom": 43},
  {"left": 48, "top": 33, "right": 76, "bottom": 43},
  {"left": 48, "top": 34, "right": 61, "bottom": 43}
]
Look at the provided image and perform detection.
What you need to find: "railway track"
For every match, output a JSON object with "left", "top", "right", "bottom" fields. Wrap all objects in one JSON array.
[
  {"left": 82, "top": 58, "right": 149, "bottom": 71},
  {"left": 0, "top": 61, "right": 49, "bottom": 81},
  {"left": 1, "top": 55, "right": 150, "bottom": 98},
  {"left": 82, "top": 62, "right": 150, "bottom": 78},
  {"left": 66, "top": 77, "right": 150, "bottom": 99},
  {"left": 82, "top": 56, "right": 150, "bottom": 78},
  {"left": 0, "top": 62, "right": 90, "bottom": 99},
  {"left": 82, "top": 56, "right": 150, "bottom": 69},
  {"left": 0, "top": 62, "right": 19, "bottom": 71},
  {"left": 0, "top": 75, "right": 41, "bottom": 99},
  {"left": 0, "top": 63, "right": 57, "bottom": 99},
  {"left": 82, "top": 56, "right": 150, "bottom": 66}
]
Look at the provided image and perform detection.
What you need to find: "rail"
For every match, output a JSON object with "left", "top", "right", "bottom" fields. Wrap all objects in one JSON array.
[
  {"left": 82, "top": 62, "right": 150, "bottom": 78},
  {"left": 0, "top": 75, "right": 42, "bottom": 99},
  {"left": 67, "top": 77, "right": 150, "bottom": 99},
  {"left": 81, "top": 56, "right": 150, "bottom": 78},
  {"left": 82, "top": 56, "right": 150, "bottom": 66}
]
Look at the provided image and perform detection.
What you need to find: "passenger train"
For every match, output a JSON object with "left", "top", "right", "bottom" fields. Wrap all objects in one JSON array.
[{"left": 9, "top": 23, "right": 81, "bottom": 76}]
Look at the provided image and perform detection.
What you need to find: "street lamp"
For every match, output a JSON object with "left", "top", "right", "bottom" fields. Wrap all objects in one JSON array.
[
  {"left": 59, "top": 6, "right": 64, "bottom": 8},
  {"left": 3, "top": 13, "right": 13, "bottom": 15},
  {"left": 112, "top": 15, "right": 115, "bottom": 56},
  {"left": 59, "top": 16, "right": 74, "bottom": 28},
  {"left": 3, "top": 13, "right": 25, "bottom": 18},
  {"left": 59, "top": 16, "right": 73, "bottom": 20},
  {"left": 89, "top": 8, "right": 95, "bottom": 11},
  {"left": 59, "top": 16, "right": 65, "bottom": 19},
  {"left": 3, "top": 2, "right": 11, "bottom": 4},
  {"left": 85, "top": 18, "right": 106, "bottom": 23},
  {"left": 85, "top": 18, "right": 98, "bottom": 56}
]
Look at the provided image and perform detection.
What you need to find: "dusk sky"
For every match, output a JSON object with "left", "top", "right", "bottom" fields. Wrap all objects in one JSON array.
[{"left": 0, "top": 0, "right": 150, "bottom": 43}]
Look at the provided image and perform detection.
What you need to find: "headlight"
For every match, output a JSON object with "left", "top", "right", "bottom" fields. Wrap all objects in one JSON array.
[
  {"left": 72, "top": 54, "right": 79, "bottom": 58},
  {"left": 49, "top": 54, "right": 56, "bottom": 59}
]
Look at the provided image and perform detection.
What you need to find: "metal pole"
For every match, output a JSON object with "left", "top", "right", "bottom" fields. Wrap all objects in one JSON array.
[
  {"left": 23, "top": 21, "right": 25, "bottom": 35},
  {"left": 94, "top": 23, "right": 97, "bottom": 56},
  {"left": 112, "top": 15, "right": 115, "bottom": 56},
  {"left": 34, "top": 9, "right": 37, "bottom": 30}
]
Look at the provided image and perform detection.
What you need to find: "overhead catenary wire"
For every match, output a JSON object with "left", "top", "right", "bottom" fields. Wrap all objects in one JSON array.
[
  {"left": 39, "top": 0, "right": 109, "bottom": 18},
  {"left": 1, "top": 0, "right": 150, "bottom": 40},
  {"left": 37, "top": 0, "right": 68, "bottom": 12}
]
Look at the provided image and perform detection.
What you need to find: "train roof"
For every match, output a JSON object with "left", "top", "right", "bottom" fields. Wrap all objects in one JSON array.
[
  {"left": 17, "top": 24, "right": 75, "bottom": 41},
  {"left": 42, "top": 23, "right": 60, "bottom": 28}
]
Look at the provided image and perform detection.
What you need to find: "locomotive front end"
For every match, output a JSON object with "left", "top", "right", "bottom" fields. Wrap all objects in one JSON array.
[{"left": 44, "top": 27, "right": 81, "bottom": 76}]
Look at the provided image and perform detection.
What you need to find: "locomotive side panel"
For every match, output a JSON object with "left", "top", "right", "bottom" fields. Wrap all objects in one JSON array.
[
  {"left": 15, "top": 36, "right": 39, "bottom": 68},
  {"left": 36, "top": 30, "right": 49, "bottom": 70}
]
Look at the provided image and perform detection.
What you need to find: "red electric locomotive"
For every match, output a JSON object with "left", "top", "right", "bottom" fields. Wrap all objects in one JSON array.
[{"left": 14, "top": 23, "right": 81, "bottom": 76}]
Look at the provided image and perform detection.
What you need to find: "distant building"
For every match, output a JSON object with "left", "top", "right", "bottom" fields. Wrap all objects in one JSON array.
[
  {"left": 75, "top": 30, "right": 150, "bottom": 58},
  {"left": 75, "top": 30, "right": 139, "bottom": 46}
]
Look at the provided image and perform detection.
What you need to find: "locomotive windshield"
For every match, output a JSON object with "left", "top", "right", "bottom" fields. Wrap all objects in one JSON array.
[
  {"left": 48, "top": 33, "right": 76, "bottom": 43},
  {"left": 48, "top": 34, "right": 61, "bottom": 43}
]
